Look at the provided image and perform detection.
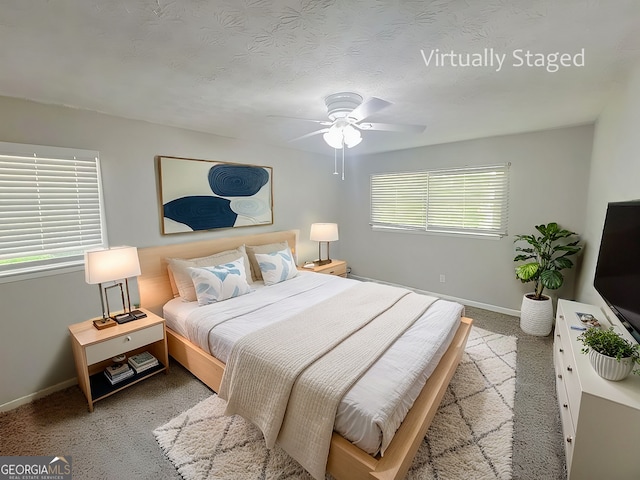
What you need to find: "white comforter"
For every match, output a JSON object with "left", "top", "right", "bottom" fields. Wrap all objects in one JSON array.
[{"left": 163, "top": 272, "right": 462, "bottom": 454}]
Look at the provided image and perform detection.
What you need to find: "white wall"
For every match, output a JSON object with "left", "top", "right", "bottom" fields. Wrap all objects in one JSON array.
[
  {"left": 0, "top": 96, "right": 339, "bottom": 408},
  {"left": 576, "top": 64, "right": 640, "bottom": 309},
  {"left": 337, "top": 125, "right": 594, "bottom": 312}
]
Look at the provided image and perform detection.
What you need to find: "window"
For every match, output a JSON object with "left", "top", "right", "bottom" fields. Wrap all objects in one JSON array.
[
  {"left": 370, "top": 164, "right": 509, "bottom": 237},
  {"left": 0, "top": 142, "right": 107, "bottom": 278}
]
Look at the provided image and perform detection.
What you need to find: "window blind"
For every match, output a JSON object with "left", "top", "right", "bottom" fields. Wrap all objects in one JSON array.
[
  {"left": 371, "top": 164, "right": 509, "bottom": 237},
  {"left": 0, "top": 142, "right": 106, "bottom": 276},
  {"left": 370, "top": 172, "right": 428, "bottom": 230}
]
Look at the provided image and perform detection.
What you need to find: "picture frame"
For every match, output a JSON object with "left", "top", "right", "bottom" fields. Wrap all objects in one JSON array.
[{"left": 157, "top": 156, "right": 273, "bottom": 235}]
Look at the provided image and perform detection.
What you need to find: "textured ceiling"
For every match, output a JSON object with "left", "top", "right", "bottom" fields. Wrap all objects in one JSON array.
[{"left": 1, "top": 0, "right": 640, "bottom": 155}]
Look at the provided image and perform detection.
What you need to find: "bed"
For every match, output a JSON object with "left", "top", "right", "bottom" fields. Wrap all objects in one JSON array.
[{"left": 138, "top": 229, "right": 473, "bottom": 480}]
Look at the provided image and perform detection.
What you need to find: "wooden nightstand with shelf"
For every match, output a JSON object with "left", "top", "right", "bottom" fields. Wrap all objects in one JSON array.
[
  {"left": 68, "top": 308, "right": 169, "bottom": 412},
  {"left": 298, "top": 259, "right": 347, "bottom": 277}
]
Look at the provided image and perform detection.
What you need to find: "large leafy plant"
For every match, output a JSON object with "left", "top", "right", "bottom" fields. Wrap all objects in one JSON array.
[{"left": 514, "top": 222, "right": 582, "bottom": 300}]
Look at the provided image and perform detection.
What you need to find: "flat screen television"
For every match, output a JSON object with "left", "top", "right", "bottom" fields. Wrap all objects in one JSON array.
[{"left": 594, "top": 200, "right": 640, "bottom": 342}]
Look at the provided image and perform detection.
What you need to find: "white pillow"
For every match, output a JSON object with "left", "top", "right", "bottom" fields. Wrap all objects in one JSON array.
[
  {"left": 167, "top": 245, "right": 252, "bottom": 301},
  {"left": 254, "top": 247, "right": 298, "bottom": 286},
  {"left": 188, "top": 258, "right": 252, "bottom": 306},
  {"left": 245, "top": 242, "right": 290, "bottom": 281}
]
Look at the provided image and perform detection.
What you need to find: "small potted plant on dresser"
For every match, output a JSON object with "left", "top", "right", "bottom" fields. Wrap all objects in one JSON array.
[
  {"left": 578, "top": 327, "right": 640, "bottom": 381},
  {"left": 513, "top": 222, "right": 582, "bottom": 336}
]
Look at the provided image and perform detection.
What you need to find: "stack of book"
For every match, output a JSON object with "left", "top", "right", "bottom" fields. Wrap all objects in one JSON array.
[
  {"left": 128, "top": 351, "right": 159, "bottom": 374},
  {"left": 104, "top": 362, "right": 134, "bottom": 385}
]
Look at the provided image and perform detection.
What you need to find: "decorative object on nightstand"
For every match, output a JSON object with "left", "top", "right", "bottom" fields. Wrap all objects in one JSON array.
[
  {"left": 299, "top": 259, "right": 347, "bottom": 278},
  {"left": 104, "top": 362, "right": 134, "bottom": 385},
  {"left": 84, "top": 246, "right": 142, "bottom": 329},
  {"left": 310, "top": 223, "right": 339, "bottom": 266},
  {"left": 128, "top": 351, "right": 160, "bottom": 373}
]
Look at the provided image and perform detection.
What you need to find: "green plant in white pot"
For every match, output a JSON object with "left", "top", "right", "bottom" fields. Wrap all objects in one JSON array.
[
  {"left": 513, "top": 222, "right": 582, "bottom": 336},
  {"left": 578, "top": 327, "right": 640, "bottom": 381}
]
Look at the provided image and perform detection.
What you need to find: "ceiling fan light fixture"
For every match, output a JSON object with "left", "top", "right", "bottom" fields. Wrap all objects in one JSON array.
[
  {"left": 285, "top": 91, "right": 425, "bottom": 148},
  {"left": 323, "top": 123, "right": 362, "bottom": 149},
  {"left": 323, "top": 126, "right": 344, "bottom": 149},
  {"left": 346, "top": 136, "right": 362, "bottom": 148},
  {"left": 325, "top": 92, "right": 363, "bottom": 121},
  {"left": 343, "top": 125, "right": 362, "bottom": 148}
]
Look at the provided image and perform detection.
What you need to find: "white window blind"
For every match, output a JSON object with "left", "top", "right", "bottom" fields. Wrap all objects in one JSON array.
[
  {"left": 0, "top": 142, "right": 106, "bottom": 276},
  {"left": 370, "top": 172, "right": 429, "bottom": 230},
  {"left": 371, "top": 164, "right": 509, "bottom": 237}
]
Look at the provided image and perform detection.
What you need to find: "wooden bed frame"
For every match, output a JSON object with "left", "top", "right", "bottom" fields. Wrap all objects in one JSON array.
[{"left": 137, "top": 229, "right": 473, "bottom": 480}]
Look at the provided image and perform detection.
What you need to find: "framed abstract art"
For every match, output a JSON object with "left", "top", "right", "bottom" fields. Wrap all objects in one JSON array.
[{"left": 157, "top": 156, "right": 273, "bottom": 235}]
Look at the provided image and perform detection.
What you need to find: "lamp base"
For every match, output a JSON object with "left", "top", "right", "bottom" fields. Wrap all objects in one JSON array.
[
  {"left": 93, "top": 318, "right": 117, "bottom": 330},
  {"left": 314, "top": 258, "right": 332, "bottom": 266}
]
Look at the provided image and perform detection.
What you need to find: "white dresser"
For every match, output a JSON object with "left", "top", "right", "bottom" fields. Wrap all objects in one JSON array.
[{"left": 554, "top": 299, "right": 640, "bottom": 479}]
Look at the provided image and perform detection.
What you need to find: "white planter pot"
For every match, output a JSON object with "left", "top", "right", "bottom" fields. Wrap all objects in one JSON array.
[
  {"left": 589, "top": 350, "right": 634, "bottom": 381},
  {"left": 520, "top": 293, "right": 553, "bottom": 336}
]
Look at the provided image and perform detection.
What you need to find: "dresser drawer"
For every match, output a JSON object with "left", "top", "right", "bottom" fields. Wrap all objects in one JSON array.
[
  {"left": 85, "top": 323, "right": 164, "bottom": 365},
  {"left": 322, "top": 263, "right": 347, "bottom": 277},
  {"left": 554, "top": 325, "right": 582, "bottom": 426},
  {"left": 555, "top": 372, "right": 575, "bottom": 471}
]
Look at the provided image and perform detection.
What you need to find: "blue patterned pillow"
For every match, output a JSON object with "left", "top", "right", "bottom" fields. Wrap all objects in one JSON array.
[
  {"left": 254, "top": 247, "right": 298, "bottom": 286},
  {"left": 188, "top": 258, "right": 251, "bottom": 306}
]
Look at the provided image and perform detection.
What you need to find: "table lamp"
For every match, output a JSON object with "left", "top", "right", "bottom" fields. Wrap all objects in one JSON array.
[
  {"left": 310, "top": 223, "right": 339, "bottom": 266},
  {"left": 85, "top": 246, "right": 141, "bottom": 329}
]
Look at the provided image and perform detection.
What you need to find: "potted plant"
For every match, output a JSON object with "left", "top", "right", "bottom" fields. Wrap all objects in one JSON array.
[
  {"left": 578, "top": 327, "right": 640, "bottom": 380},
  {"left": 513, "top": 222, "right": 582, "bottom": 335}
]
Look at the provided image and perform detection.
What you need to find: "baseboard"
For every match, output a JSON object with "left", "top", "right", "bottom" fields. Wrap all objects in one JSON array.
[
  {"left": 349, "top": 275, "right": 521, "bottom": 317},
  {"left": 0, "top": 377, "right": 77, "bottom": 413}
]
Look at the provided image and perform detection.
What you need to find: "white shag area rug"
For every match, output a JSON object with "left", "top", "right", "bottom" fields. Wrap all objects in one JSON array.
[{"left": 154, "top": 326, "right": 516, "bottom": 480}]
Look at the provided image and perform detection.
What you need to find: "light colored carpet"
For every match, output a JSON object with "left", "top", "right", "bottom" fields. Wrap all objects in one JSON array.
[{"left": 154, "top": 326, "right": 516, "bottom": 480}]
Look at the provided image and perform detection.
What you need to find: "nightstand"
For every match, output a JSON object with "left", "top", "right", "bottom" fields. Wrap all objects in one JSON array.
[
  {"left": 68, "top": 308, "right": 169, "bottom": 412},
  {"left": 299, "top": 259, "right": 347, "bottom": 277}
]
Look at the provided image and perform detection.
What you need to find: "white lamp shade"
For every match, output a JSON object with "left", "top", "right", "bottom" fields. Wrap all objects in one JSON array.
[
  {"left": 323, "top": 124, "right": 362, "bottom": 149},
  {"left": 310, "top": 223, "right": 339, "bottom": 242},
  {"left": 85, "top": 246, "right": 141, "bottom": 284},
  {"left": 323, "top": 125, "right": 344, "bottom": 149},
  {"left": 343, "top": 125, "right": 362, "bottom": 148}
]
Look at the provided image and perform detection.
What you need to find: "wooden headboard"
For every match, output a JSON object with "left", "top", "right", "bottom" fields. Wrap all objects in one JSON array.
[{"left": 137, "top": 229, "right": 299, "bottom": 316}]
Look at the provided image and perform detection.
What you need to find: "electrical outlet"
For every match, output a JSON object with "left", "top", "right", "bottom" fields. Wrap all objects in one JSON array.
[{"left": 439, "top": 274, "right": 446, "bottom": 283}]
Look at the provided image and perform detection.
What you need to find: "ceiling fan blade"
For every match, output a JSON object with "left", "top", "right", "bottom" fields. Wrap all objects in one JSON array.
[
  {"left": 347, "top": 97, "right": 392, "bottom": 122},
  {"left": 358, "top": 122, "right": 426, "bottom": 134},
  {"left": 267, "top": 115, "right": 332, "bottom": 126},
  {"left": 289, "top": 128, "right": 330, "bottom": 142}
]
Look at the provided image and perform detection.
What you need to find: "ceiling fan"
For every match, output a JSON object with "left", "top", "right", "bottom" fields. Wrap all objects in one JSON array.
[{"left": 283, "top": 92, "right": 426, "bottom": 149}]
